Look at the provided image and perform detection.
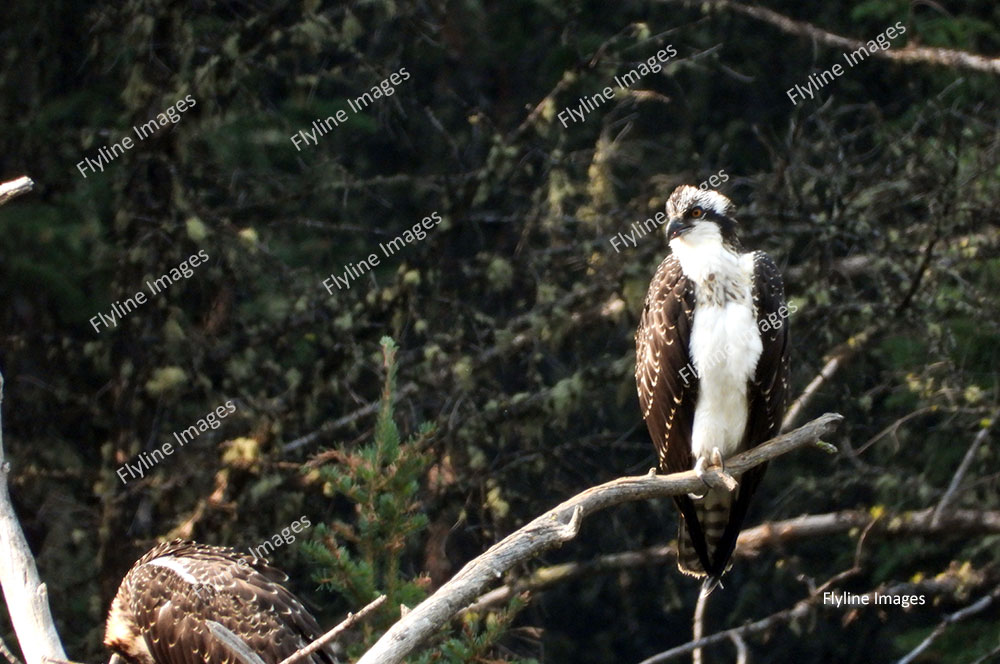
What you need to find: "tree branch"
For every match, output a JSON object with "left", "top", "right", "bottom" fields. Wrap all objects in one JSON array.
[
  {"left": 932, "top": 412, "right": 998, "bottom": 527},
  {"left": 0, "top": 371, "right": 68, "bottom": 664},
  {"left": 895, "top": 585, "right": 1000, "bottom": 664},
  {"left": 638, "top": 566, "right": 997, "bottom": 663},
  {"left": 278, "top": 595, "right": 386, "bottom": 664},
  {"left": 465, "top": 506, "right": 1000, "bottom": 612},
  {"left": 783, "top": 327, "right": 875, "bottom": 432},
  {"left": 0, "top": 177, "right": 34, "bottom": 207},
  {"left": 356, "top": 413, "right": 843, "bottom": 664},
  {"left": 674, "top": 0, "right": 1000, "bottom": 75}
]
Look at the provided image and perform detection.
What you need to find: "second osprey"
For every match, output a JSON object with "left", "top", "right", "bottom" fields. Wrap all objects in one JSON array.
[{"left": 635, "top": 185, "right": 790, "bottom": 584}]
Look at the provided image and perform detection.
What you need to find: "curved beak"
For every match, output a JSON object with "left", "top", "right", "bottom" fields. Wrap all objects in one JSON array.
[{"left": 665, "top": 218, "right": 691, "bottom": 241}]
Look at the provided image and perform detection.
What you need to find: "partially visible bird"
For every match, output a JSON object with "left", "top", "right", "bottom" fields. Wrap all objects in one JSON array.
[
  {"left": 105, "top": 539, "right": 337, "bottom": 664},
  {"left": 635, "top": 185, "right": 790, "bottom": 588}
]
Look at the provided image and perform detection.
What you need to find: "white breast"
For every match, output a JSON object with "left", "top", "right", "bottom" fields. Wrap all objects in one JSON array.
[{"left": 673, "top": 239, "right": 762, "bottom": 463}]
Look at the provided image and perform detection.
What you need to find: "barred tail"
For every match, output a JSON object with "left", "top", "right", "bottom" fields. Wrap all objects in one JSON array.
[{"left": 677, "top": 489, "right": 733, "bottom": 577}]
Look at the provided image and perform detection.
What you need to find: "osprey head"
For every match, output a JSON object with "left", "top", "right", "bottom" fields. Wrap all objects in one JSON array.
[{"left": 664, "top": 185, "right": 739, "bottom": 248}]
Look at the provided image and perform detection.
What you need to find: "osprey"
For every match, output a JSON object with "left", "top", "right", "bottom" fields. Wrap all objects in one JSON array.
[
  {"left": 105, "top": 539, "right": 338, "bottom": 664},
  {"left": 635, "top": 185, "right": 789, "bottom": 585}
]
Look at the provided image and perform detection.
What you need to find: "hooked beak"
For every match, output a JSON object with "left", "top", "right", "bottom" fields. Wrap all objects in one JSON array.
[{"left": 665, "top": 218, "right": 691, "bottom": 241}]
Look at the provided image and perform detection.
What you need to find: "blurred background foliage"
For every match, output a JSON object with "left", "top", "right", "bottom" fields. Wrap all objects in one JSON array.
[{"left": 0, "top": 0, "right": 998, "bottom": 661}]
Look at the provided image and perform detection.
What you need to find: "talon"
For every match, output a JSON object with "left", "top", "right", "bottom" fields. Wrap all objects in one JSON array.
[
  {"left": 688, "top": 456, "right": 710, "bottom": 499},
  {"left": 710, "top": 447, "right": 724, "bottom": 472}
]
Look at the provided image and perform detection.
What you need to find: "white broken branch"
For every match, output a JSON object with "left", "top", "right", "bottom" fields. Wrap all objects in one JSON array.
[
  {"left": 0, "top": 371, "right": 68, "bottom": 664},
  {"left": 0, "top": 177, "right": 34, "bottom": 207},
  {"left": 356, "top": 413, "right": 843, "bottom": 664}
]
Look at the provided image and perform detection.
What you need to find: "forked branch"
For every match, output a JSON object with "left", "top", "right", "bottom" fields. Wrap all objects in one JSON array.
[{"left": 356, "top": 413, "right": 843, "bottom": 664}]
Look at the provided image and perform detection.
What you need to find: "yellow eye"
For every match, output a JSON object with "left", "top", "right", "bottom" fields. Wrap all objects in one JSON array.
[{"left": 690, "top": 207, "right": 704, "bottom": 218}]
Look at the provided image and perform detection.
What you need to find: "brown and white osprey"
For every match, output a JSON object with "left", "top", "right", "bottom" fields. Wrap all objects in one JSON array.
[
  {"left": 636, "top": 185, "right": 789, "bottom": 586},
  {"left": 105, "top": 539, "right": 338, "bottom": 664}
]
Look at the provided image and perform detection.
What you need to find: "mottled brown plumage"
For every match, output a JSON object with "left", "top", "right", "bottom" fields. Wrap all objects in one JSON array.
[{"left": 105, "top": 540, "right": 337, "bottom": 664}]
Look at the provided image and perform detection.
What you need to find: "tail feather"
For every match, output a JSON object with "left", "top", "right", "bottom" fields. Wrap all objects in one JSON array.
[{"left": 677, "top": 489, "right": 733, "bottom": 578}]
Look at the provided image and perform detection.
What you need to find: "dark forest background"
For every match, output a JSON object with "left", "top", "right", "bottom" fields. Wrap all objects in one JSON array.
[{"left": 1, "top": 1, "right": 999, "bottom": 662}]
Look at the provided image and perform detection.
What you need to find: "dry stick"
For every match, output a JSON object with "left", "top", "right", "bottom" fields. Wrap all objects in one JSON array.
[
  {"left": 283, "top": 385, "right": 418, "bottom": 453},
  {"left": 0, "top": 177, "right": 34, "bottom": 206},
  {"left": 0, "top": 372, "right": 68, "bottom": 664},
  {"left": 638, "top": 572, "right": 994, "bottom": 664},
  {"left": 278, "top": 595, "right": 387, "bottom": 664},
  {"left": 691, "top": 590, "right": 708, "bottom": 664},
  {"left": 355, "top": 413, "right": 843, "bottom": 664},
  {"left": 681, "top": 0, "right": 1000, "bottom": 75},
  {"left": 931, "top": 411, "right": 998, "bottom": 527},
  {"left": 895, "top": 586, "right": 1000, "bottom": 664},
  {"left": 0, "top": 638, "right": 23, "bottom": 664},
  {"left": 464, "top": 506, "right": 1000, "bottom": 613},
  {"left": 782, "top": 327, "right": 875, "bottom": 432}
]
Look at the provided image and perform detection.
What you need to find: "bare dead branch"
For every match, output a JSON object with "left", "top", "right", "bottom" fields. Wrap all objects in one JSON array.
[
  {"left": 0, "top": 371, "right": 68, "bottom": 664},
  {"left": 932, "top": 412, "right": 998, "bottom": 527},
  {"left": 466, "top": 506, "right": 1000, "bottom": 612},
  {"left": 895, "top": 585, "right": 1000, "bottom": 664},
  {"left": 692, "top": 589, "right": 709, "bottom": 664},
  {"left": 638, "top": 566, "right": 996, "bottom": 664},
  {"left": 677, "top": 0, "right": 1000, "bottom": 75},
  {"left": 0, "top": 638, "right": 22, "bottom": 664},
  {"left": 783, "top": 327, "right": 875, "bottom": 432},
  {"left": 356, "top": 413, "right": 843, "bottom": 664},
  {"left": 283, "top": 385, "right": 418, "bottom": 453},
  {"left": 278, "top": 595, "right": 387, "bottom": 664},
  {"left": 0, "top": 177, "right": 34, "bottom": 207}
]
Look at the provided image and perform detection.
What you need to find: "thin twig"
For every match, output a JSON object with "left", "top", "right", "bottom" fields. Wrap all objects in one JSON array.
[
  {"left": 895, "top": 586, "right": 1000, "bottom": 664},
  {"left": 356, "top": 414, "right": 843, "bottom": 664},
  {"left": 283, "top": 386, "right": 417, "bottom": 453},
  {"left": 278, "top": 595, "right": 387, "bottom": 664},
  {"left": 0, "top": 638, "right": 22, "bottom": 664},
  {"left": 782, "top": 327, "right": 875, "bottom": 432},
  {"left": 692, "top": 590, "right": 709, "bottom": 664},
  {"left": 637, "top": 569, "right": 994, "bottom": 664},
  {"left": 466, "top": 507, "right": 1000, "bottom": 613},
  {"left": 932, "top": 412, "right": 998, "bottom": 527}
]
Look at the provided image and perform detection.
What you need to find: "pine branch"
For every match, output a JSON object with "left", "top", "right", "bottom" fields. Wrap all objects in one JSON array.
[{"left": 356, "top": 413, "right": 843, "bottom": 664}]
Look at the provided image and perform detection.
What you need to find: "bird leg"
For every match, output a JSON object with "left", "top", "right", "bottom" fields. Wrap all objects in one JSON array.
[
  {"left": 688, "top": 455, "right": 711, "bottom": 499},
  {"left": 689, "top": 447, "right": 739, "bottom": 499}
]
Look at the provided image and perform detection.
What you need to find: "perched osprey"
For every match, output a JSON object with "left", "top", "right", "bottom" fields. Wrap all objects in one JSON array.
[
  {"left": 105, "top": 539, "right": 338, "bottom": 664},
  {"left": 635, "top": 185, "right": 789, "bottom": 585}
]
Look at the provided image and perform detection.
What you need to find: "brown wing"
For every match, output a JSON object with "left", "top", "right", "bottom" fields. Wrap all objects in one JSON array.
[
  {"left": 709, "top": 250, "right": 790, "bottom": 573},
  {"left": 635, "top": 254, "right": 696, "bottom": 472},
  {"left": 112, "top": 540, "right": 336, "bottom": 664},
  {"left": 635, "top": 255, "right": 714, "bottom": 569}
]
